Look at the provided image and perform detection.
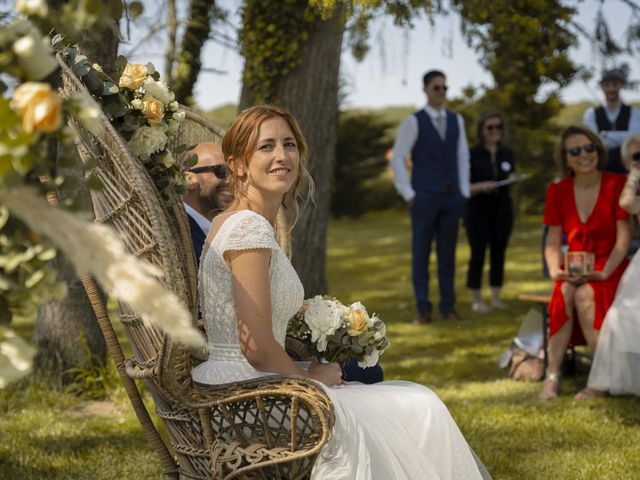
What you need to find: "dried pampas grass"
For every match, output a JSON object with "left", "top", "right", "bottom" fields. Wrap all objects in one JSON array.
[{"left": 0, "top": 186, "right": 204, "bottom": 349}]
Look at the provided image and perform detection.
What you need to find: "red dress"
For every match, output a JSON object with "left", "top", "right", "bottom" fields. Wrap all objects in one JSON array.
[{"left": 543, "top": 172, "right": 629, "bottom": 345}]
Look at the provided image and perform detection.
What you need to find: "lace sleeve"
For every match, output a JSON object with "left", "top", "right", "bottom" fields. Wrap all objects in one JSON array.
[{"left": 218, "top": 211, "right": 275, "bottom": 255}]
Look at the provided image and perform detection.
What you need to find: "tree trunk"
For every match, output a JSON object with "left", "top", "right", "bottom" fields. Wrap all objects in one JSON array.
[
  {"left": 171, "top": 0, "right": 217, "bottom": 105},
  {"left": 164, "top": 0, "right": 177, "bottom": 84},
  {"left": 239, "top": 8, "right": 346, "bottom": 296},
  {"left": 33, "top": 22, "right": 121, "bottom": 386}
]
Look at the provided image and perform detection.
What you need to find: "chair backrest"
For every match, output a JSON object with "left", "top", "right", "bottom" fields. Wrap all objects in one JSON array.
[
  {"left": 57, "top": 55, "right": 216, "bottom": 477},
  {"left": 58, "top": 56, "right": 333, "bottom": 479}
]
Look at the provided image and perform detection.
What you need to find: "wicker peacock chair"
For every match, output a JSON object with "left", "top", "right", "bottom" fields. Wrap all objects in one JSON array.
[{"left": 56, "top": 55, "right": 333, "bottom": 479}]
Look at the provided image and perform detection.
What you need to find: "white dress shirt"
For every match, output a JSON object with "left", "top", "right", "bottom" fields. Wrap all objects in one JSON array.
[
  {"left": 184, "top": 202, "right": 212, "bottom": 235},
  {"left": 390, "top": 105, "right": 470, "bottom": 201},
  {"left": 583, "top": 102, "right": 640, "bottom": 150}
]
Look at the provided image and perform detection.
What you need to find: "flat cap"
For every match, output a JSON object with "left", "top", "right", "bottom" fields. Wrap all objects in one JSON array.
[{"left": 600, "top": 68, "right": 626, "bottom": 83}]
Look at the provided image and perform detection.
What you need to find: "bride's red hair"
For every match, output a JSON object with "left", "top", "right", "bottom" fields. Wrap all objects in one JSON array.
[{"left": 222, "top": 105, "right": 314, "bottom": 234}]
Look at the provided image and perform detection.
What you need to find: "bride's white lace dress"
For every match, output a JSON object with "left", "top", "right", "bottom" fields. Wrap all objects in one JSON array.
[
  {"left": 192, "top": 210, "right": 490, "bottom": 479},
  {"left": 588, "top": 224, "right": 640, "bottom": 396}
]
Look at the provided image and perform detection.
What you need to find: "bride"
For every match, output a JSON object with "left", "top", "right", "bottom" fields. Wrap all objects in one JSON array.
[
  {"left": 583, "top": 135, "right": 640, "bottom": 398},
  {"left": 191, "top": 105, "right": 491, "bottom": 479}
]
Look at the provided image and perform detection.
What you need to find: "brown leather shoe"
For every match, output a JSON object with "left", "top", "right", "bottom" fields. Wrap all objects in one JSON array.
[
  {"left": 442, "top": 311, "right": 462, "bottom": 321},
  {"left": 412, "top": 313, "right": 431, "bottom": 325}
]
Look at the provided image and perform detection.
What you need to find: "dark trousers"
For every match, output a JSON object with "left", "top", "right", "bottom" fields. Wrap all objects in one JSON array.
[
  {"left": 342, "top": 357, "right": 383, "bottom": 384},
  {"left": 411, "top": 192, "right": 466, "bottom": 315},
  {"left": 465, "top": 198, "right": 513, "bottom": 289}
]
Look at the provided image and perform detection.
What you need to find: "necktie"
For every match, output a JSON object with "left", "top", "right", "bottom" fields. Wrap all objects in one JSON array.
[{"left": 436, "top": 115, "right": 446, "bottom": 140}]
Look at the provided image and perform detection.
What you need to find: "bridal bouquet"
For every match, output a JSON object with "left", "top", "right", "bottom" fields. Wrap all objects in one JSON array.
[{"left": 288, "top": 296, "right": 389, "bottom": 368}]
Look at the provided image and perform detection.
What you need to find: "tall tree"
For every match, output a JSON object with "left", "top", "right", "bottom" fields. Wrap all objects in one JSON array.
[
  {"left": 239, "top": 1, "right": 347, "bottom": 295},
  {"left": 170, "top": 0, "right": 221, "bottom": 105}
]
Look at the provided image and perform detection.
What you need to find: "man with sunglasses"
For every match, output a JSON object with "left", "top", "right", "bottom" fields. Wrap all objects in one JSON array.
[
  {"left": 182, "top": 143, "right": 232, "bottom": 261},
  {"left": 583, "top": 68, "right": 640, "bottom": 174},
  {"left": 390, "top": 70, "right": 470, "bottom": 324}
]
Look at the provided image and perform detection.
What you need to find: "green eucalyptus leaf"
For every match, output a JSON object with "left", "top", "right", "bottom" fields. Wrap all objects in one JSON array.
[
  {"left": 72, "top": 55, "right": 92, "bottom": 77},
  {"left": 65, "top": 46, "right": 78, "bottom": 60},
  {"left": 102, "top": 81, "right": 119, "bottom": 96},
  {"left": 82, "top": 69, "right": 103, "bottom": 93}
]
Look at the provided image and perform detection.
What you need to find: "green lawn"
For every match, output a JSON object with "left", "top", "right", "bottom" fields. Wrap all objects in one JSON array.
[{"left": 2, "top": 209, "right": 639, "bottom": 479}]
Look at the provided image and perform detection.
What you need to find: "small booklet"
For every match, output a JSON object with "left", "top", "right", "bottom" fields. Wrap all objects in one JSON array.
[{"left": 494, "top": 173, "right": 531, "bottom": 187}]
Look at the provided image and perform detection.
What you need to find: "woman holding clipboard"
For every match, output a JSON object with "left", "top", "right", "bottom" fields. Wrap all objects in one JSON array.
[{"left": 465, "top": 111, "right": 516, "bottom": 313}]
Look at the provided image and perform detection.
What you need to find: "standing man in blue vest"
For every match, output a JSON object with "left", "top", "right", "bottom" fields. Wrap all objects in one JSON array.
[
  {"left": 390, "top": 70, "right": 470, "bottom": 324},
  {"left": 583, "top": 68, "right": 640, "bottom": 174}
]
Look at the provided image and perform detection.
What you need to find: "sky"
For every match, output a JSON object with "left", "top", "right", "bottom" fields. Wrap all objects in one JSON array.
[{"left": 124, "top": 0, "right": 640, "bottom": 111}]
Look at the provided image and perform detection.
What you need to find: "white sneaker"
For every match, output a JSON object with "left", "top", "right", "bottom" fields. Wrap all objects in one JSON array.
[
  {"left": 471, "top": 301, "right": 491, "bottom": 313},
  {"left": 490, "top": 299, "right": 508, "bottom": 310}
]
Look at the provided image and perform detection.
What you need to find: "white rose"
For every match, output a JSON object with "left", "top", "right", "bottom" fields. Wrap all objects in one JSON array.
[
  {"left": 168, "top": 101, "right": 179, "bottom": 112},
  {"left": 143, "top": 78, "right": 174, "bottom": 105},
  {"left": 172, "top": 110, "right": 185, "bottom": 123},
  {"left": 358, "top": 349, "right": 380, "bottom": 369},
  {"left": 12, "top": 33, "right": 57, "bottom": 81},
  {"left": 167, "top": 118, "right": 180, "bottom": 137},
  {"left": 128, "top": 125, "right": 168, "bottom": 160},
  {"left": 304, "top": 296, "right": 344, "bottom": 352},
  {"left": 15, "top": 0, "right": 48, "bottom": 16},
  {"left": 130, "top": 98, "right": 143, "bottom": 110}
]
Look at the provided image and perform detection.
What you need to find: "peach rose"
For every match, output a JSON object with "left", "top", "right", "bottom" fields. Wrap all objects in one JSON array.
[
  {"left": 10, "top": 82, "right": 62, "bottom": 134},
  {"left": 141, "top": 96, "right": 164, "bottom": 123},
  {"left": 119, "top": 63, "right": 148, "bottom": 90},
  {"left": 346, "top": 307, "right": 368, "bottom": 336}
]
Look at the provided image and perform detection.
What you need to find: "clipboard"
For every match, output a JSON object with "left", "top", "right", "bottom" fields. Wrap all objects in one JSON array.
[{"left": 494, "top": 173, "right": 531, "bottom": 187}]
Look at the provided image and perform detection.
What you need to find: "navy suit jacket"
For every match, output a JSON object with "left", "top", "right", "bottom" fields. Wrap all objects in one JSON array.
[{"left": 187, "top": 212, "right": 207, "bottom": 263}]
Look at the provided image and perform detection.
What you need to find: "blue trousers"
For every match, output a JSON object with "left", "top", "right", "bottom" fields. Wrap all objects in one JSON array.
[
  {"left": 342, "top": 357, "right": 384, "bottom": 384},
  {"left": 411, "top": 192, "right": 465, "bottom": 315}
]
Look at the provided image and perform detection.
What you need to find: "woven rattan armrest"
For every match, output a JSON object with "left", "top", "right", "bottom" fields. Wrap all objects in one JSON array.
[{"left": 186, "top": 375, "right": 334, "bottom": 480}]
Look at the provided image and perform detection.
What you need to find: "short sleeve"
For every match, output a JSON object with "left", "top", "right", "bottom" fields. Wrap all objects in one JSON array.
[
  {"left": 218, "top": 211, "right": 275, "bottom": 255},
  {"left": 543, "top": 181, "right": 562, "bottom": 226}
]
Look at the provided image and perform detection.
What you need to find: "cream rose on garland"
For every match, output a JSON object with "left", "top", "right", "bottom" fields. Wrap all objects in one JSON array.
[
  {"left": 141, "top": 96, "right": 164, "bottom": 123},
  {"left": 128, "top": 125, "right": 168, "bottom": 161},
  {"left": 119, "top": 63, "right": 148, "bottom": 90},
  {"left": 10, "top": 82, "right": 62, "bottom": 134}
]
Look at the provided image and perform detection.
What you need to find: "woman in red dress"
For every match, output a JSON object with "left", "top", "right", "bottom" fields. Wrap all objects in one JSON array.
[{"left": 539, "top": 126, "right": 630, "bottom": 400}]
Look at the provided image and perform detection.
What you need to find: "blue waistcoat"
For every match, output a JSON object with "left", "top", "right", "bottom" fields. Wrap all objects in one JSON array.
[{"left": 411, "top": 109, "right": 460, "bottom": 195}]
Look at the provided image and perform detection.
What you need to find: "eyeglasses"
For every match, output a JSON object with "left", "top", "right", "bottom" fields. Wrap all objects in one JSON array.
[
  {"left": 432, "top": 85, "right": 448, "bottom": 92},
  {"left": 567, "top": 143, "right": 597, "bottom": 157},
  {"left": 188, "top": 164, "right": 227, "bottom": 179},
  {"left": 631, "top": 151, "right": 640, "bottom": 162},
  {"left": 485, "top": 124, "right": 503, "bottom": 131}
]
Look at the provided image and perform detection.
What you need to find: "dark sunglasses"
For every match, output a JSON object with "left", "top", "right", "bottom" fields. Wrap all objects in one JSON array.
[
  {"left": 485, "top": 124, "right": 503, "bottom": 131},
  {"left": 567, "top": 143, "right": 597, "bottom": 157},
  {"left": 432, "top": 85, "right": 448, "bottom": 92},
  {"left": 188, "top": 164, "right": 227, "bottom": 179},
  {"left": 631, "top": 151, "right": 640, "bottom": 162}
]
